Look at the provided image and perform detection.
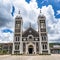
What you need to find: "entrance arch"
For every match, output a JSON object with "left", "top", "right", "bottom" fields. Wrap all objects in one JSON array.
[{"left": 28, "top": 45, "right": 33, "bottom": 54}]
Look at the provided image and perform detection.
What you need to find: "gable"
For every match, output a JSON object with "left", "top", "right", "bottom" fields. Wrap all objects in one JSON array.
[{"left": 22, "top": 27, "right": 39, "bottom": 37}]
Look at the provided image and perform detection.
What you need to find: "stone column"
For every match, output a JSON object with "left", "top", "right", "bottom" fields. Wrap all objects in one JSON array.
[
  {"left": 20, "top": 21, "right": 23, "bottom": 54},
  {"left": 20, "top": 41, "right": 23, "bottom": 54},
  {"left": 39, "top": 23, "right": 42, "bottom": 54},
  {"left": 12, "top": 42, "right": 15, "bottom": 54},
  {"left": 34, "top": 43, "right": 36, "bottom": 54},
  {"left": 8, "top": 45, "right": 10, "bottom": 54},
  {"left": 26, "top": 44, "right": 28, "bottom": 54},
  {"left": 46, "top": 35, "right": 50, "bottom": 54},
  {"left": 47, "top": 42, "right": 50, "bottom": 54},
  {"left": 20, "top": 33, "right": 23, "bottom": 54}
]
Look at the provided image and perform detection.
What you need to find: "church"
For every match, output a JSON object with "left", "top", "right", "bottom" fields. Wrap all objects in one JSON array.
[{"left": 12, "top": 10, "right": 50, "bottom": 55}]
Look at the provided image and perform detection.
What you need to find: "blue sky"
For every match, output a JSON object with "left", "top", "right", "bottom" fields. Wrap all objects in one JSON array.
[
  {"left": 2, "top": 29, "right": 13, "bottom": 33},
  {"left": 26, "top": 0, "right": 60, "bottom": 18},
  {"left": 0, "top": 0, "right": 60, "bottom": 43}
]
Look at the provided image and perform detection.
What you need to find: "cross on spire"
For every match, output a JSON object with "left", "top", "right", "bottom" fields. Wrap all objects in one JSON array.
[
  {"left": 40, "top": 9, "right": 42, "bottom": 13},
  {"left": 29, "top": 22, "right": 31, "bottom": 27},
  {"left": 18, "top": 10, "right": 20, "bottom": 14}
]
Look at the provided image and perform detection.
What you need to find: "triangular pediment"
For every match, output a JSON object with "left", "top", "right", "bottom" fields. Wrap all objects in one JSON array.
[{"left": 22, "top": 27, "right": 39, "bottom": 37}]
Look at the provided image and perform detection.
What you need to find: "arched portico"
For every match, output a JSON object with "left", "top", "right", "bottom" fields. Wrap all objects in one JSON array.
[{"left": 26, "top": 42, "right": 36, "bottom": 54}]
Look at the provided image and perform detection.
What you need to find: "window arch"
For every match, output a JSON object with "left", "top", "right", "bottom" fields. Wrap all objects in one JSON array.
[
  {"left": 42, "top": 44, "right": 47, "bottom": 50},
  {"left": 42, "top": 44, "right": 44, "bottom": 49},
  {"left": 28, "top": 35, "right": 33, "bottom": 39},
  {"left": 45, "top": 45, "right": 47, "bottom": 49}
]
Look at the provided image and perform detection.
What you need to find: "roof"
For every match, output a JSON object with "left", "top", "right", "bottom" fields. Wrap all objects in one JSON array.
[
  {"left": 0, "top": 43, "right": 13, "bottom": 45},
  {"left": 22, "top": 27, "right": 39, "bottom": 37}
]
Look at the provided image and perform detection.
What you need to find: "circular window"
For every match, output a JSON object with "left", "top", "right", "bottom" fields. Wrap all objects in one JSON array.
[{"left": 29, "top": 30, "right": 32, "bottom": 33}]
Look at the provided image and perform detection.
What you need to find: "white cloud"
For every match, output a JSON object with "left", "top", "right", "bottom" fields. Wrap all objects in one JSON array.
[
  {"left": 41, "top": 0, "right": 48, "bottom": 4},
  {"left": 0, "top": 0, "right": 60, "bottom": 43},
  {"left": 57, "top": 10, "right": 60, "bottom": 15},
  {"left": 41, "top": 5, "right": 60, "bottom": 42},
  {"left": 0, "top": 30, "right": 13, "bottom": 43},
  {"left": 55, "top": 0, "right": 60, "bottom": 3}
]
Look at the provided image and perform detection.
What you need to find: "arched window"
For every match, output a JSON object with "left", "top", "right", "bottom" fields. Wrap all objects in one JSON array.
[
  {"left": 29, "top": 36, "right": 32, "bottom": 39},
  {"left": 28, "top": 35, "right": 33, "bottom": 39},
  {"left": 45, "top": 45, "right": 47, "bottom": 49},
  {"left": 15, "top": 45, "right": 19, "bottom": 50},
  {"left": 42, "top": 44, "right": 44, "bottom": 49},
  {"left": 15, "top": 24, "right": 20, "bottom": 28},
  {"left": 42, "top": 44, "right": 47, "bottom": 50},
  {"left": 15, "top": 36, "right": 20, "bottom": 41}
]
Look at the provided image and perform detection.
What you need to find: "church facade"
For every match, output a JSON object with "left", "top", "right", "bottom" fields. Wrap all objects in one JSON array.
[{"left": 12, "top": 10, "right": 50, "bottom": 55}]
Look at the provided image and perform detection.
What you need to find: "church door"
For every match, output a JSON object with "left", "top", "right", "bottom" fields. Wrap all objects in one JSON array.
[{"left": 28, "top": 45, "right": 33, "bottom": 54}]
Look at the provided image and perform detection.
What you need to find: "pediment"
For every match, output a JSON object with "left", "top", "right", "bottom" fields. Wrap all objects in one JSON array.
[{"left": 22, "top": 27, "right": 39, "bottom": 37}]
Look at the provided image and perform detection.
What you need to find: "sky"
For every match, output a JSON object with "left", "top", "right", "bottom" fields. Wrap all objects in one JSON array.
[{"left": 0, "top": 0, "right": 60, "bottom": 43}]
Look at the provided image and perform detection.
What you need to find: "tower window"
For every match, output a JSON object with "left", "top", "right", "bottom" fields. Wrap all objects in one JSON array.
[
  {"left": 40, "top": 20, "right": 45, "bottom": 23},
  {"left": 40, "top": 29, "right": 46, "bottom": 32},
  {"left": 18, "top": 37, "right": 20, "bottom": 41},
  {"left": 42, "top": 45, "right": 44, "bottom": 49},
  {"left": 15, "top": 29, "right": 20, "bottom": 32},
  {"left": 42, "top": 36, "right": 46, "bottom": 41},
  {"left": 16, "top": 21, "right": 21, "bottom": 24},
  {"left": 42, "top": 44, "right": 47, "bottom": 50},
  {"left": 40, "top": 23, "right": 45, "bottom": 28},
  {"left": 15, "top": 36, "right": 20, "bottom": 41},
  {"left": 41, "top": 33, "right": 47, "bottom": 41},
  {"left": 16, "top": 37, "right": 17, "bottom": 41},
  {"left": 15, "top": 24, "right": 20, "bottom": 28},
  {"left": 45, "top": 45, "right": 47, "bottom": 49},
  {"left": 15, "top": 45, "right": 19, "bottom": 50}
]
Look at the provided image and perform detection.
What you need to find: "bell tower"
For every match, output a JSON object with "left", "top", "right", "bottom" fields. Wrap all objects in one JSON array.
[
  {"left": 12, "top": 10, "right": 23, "bottom": 54},
  {"left": 38, "top": 10, "right": 50, "bottom": 54}
]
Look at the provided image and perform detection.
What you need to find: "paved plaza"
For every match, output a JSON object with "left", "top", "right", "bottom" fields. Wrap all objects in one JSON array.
[{"left": 0, "top": 54, "right": 60, "bottom": 60}]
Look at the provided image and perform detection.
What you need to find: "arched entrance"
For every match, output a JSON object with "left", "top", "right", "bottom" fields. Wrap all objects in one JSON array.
[{"left": 28, "top": 45, "right": 33, "bottom": 54}]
